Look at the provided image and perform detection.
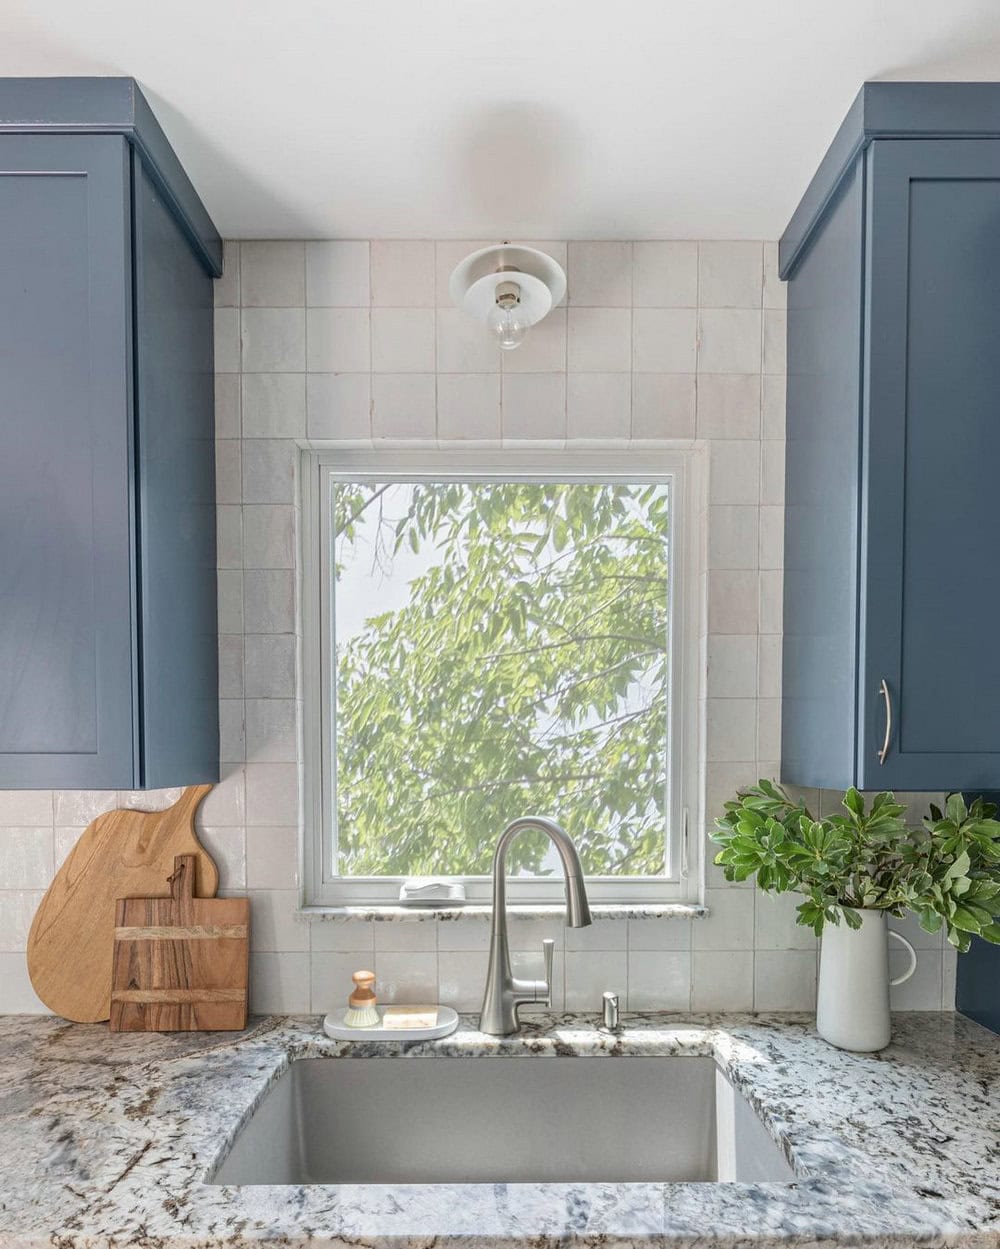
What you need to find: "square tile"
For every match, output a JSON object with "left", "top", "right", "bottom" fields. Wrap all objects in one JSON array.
[
  {"left": 306, "top": 241, "right": 370, "bottom": 307},
  {"left": 372, "top": 308, "right": 436, "bottom": 372},
  {"left": 567, "top": 308, "right": 631, "bottom": 373},
  {"left": 245, "top": 762, "right": 299, "bottom": 826},
  {"left": 214, "top": 307, "right": 240, "bottom": 373},
  {"left": 628, "top": 917, "right": 692, "bottom": 951},
  {"left": 248, "top": 889, "right": 308, "bottom": 952},
  {"left": 0, "top": 890, "right": 45, "bottom": 950},
  {"left": 306, "top": 308, "right": 370, "bottom": 373},
  {"left": 311, "top": 919, "right": 375, "bottom": 954},
  {"left": 218, "top": 698, "right": 245, "bottom": 763},
  {"left": 698, "top": 241, "right": 763, "bottom": 308},
  {"left": 217, "top": 569, "right": 244, "bottom": 634},
  {"left": 706, "top": 699, "right": 758, "bottom": 762},
  {"left": 243, "top": 505, "right": 295, "bottom": 569},
  {"left": 244, "top": 569, "right": 296, "bottom": 635},
  {"left": 374, "top": 920, "right": 437, "bottom": 953},
  {"left": 708, "top": 570, "right": 759, "bottom": 635},
  {"left": 764, "top": 309, "right": 787, "bottom": 374},
  {"left": 710, "top": 440, "right": 760, "bottom": 504},
  {"left": 567, "top": 373, "right": 630, "bottom": 440},
  {"left": 311, "top": 952, "right": 372, "bottom": 1012},
  {"left": 245, "top": 698, "right": 298, "bottom": 763},
  {"left": 199, "top": 825, "right": 246, "bottom": 889},
  {"left": 0, "top": 828, "right": 53, "bottom": 888},
  {"left": 307, "top": 373, "right": 372, "bottom": 440},
  {"left": 631, "top": 374, "right": 696, "bottom": 439},
  {"left": 250, "top": 952, "right": 310, "bottom": 1013},
  {"left": 436, "top": 373, "right": 501, "bottom": 441},
  {"left": 501, "top": 373, "right": 566, "bottom": 440},
  {"left": 371, "top": 240, "right": 435, "bottom": 307},
  {"left": 761, "top": 440, "right": 785, "bottom": 506},
  {"left": 568, "top": 241, "right": 632, "bottom": 306},
  {"left": 0, "top": 952, "right": 48, "bottom": 1010},
  {"left": 633, "top": 242, "right": 698, "bottom": 307},
  {"left": 627, "top": 950, "right": 691, "bottom": 1010},
  {"left": 374, "top": 951, "right": 438, "bottom": 1003},
  {"left": 633, "top": 308, "right": 697, "bottom": 373},
  {"left": 438, "top": 950, "right": 488, "bottom": 1011},
  {"left": 762, "top": 374, "right": 786, "bottom": 439},
  {"left": 214, "top": 373, "right": 241, "bottom": 439},
  {"left": 0, "top": 791, "right": 52, "bottom": 825},
  {"left": 242, "top": 373, "right": 306, "bottom": 439},
  {"left": 757, "top": 634, "right": 782, "bottom": 699},
  {"left": 241, "top": 241, "right": 305, "bottom": 307},
  {"left": 241, "top": 308, "right": 306, "bottom": 372},
  {"left": 698, "top": 309, "right": 762, "bottom": 375},
  {"left": 198, "top": 765, "right": 246, "bottom": 826},
  {"left": 501, "top": 307, "right": 566, "bottom": 373},
  {"left": 216, "top": 505, "right": 242, "bottom": 568},
  {"left": 754, "top": 950, "right": 816, "bottom": 1010},
  {"left": 242, "top": 440, "right": 296, "bottom": 505},
  {"left": 372, "top": 373, "right": 436, "bottom": 439},
  {"left": 245, "top": 634, "right": 296, "bottom": 698},
  {"left": 695, "top": 888, "right": 754, "bottom": 949},
  {"left": 246, "top": 826, "right": 299, "bottom": 890},
  {"left": 436, "top": 307, "right": 500, "bottom": 373},
  {"left": 696, "top": 374, "right": 760, "bottom": 439},
  {"left": 708, "top": 505, "right": 759, "bottom": 570},
  {"left": 759, "top": 505, "right": 783, "bottom": 570},
  {"left": 759, "top": 569, "right": 783, "bottom": 634},
  {"left": 215, "top": 439, "right": 242, "bottom": 505},
  {"left": 707, "top": 635, "right": 758, "bottom": 699},
  {"left": 754, "top": 891, "right": 816, "bottom": 951},
  {"left": 565, "top": 949, "right": 627, "bottom": 1011},
  {"left": 692, "top": 950, "right": 753, "bottom": 1010}
]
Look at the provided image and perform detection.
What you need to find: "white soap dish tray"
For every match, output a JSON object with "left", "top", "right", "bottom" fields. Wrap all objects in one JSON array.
[{"left": 323, "top": 1004, "right": 460, "bottom": 1042}]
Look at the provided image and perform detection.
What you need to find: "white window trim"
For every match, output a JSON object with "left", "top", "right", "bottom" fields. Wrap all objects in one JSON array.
[{"left": 301, "top": 446, "right": 707, "bottom": 908}]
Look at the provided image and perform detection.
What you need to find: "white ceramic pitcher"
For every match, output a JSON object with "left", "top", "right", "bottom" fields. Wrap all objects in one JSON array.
[{"left": 816, "top": 908, "right": 917, "bottom": 1052}]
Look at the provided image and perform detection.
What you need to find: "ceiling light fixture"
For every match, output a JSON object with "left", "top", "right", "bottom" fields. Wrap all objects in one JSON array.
[{"left": 449, "top": 243, "right": 566, "bottom": 352}]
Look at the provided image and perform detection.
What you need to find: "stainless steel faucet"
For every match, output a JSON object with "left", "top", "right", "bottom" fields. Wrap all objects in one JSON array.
[{"left": 479, "top": 816, "right": 592, "bottom": 1036}]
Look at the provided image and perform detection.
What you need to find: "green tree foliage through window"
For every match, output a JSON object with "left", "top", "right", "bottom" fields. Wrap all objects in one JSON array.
[{"left": 332, "top": 480, "right": 671, "bottom": 878}]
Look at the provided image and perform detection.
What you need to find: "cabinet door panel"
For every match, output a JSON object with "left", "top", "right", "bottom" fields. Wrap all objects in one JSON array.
[
  {"left": 863, "top": 139, "right": 1000, "bottom": 789},
  {"left": 0, "top": 136, "right": 135, "bottom": 787}
]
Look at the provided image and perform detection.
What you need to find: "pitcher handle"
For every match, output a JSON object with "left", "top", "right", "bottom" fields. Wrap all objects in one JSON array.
[{"left": 889, "top": 930, "right": 918, "bottom": 986}]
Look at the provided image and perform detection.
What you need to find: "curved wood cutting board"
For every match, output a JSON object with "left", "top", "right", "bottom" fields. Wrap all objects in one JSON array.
[{"left": 27, "top": 785, "right": 218, "bottom": 1023}]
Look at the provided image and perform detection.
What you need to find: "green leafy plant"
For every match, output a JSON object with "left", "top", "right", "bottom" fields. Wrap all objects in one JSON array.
[{"left": 711, "top": 781, "right": 1000, "bottom": 951}]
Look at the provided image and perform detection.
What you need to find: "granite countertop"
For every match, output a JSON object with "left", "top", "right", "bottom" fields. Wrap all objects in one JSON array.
[{"left": 0, "top": 1011, "right": 997, "bottom": 1248}]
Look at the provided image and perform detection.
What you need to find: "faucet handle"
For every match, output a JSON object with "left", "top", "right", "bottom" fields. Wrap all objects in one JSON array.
[{"left": 538, "top": 938, "right": 555, "bottom": 1007}]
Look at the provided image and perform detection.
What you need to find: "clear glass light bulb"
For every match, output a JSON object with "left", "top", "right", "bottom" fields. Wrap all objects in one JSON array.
[{"left": 487, "top": 302, "right": 527, "bottom": 350}]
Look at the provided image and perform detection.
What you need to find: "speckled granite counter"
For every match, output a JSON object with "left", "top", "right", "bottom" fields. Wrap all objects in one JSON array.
[{"left": 0, "top": 1011, "right": 997, "bottom": 1248}]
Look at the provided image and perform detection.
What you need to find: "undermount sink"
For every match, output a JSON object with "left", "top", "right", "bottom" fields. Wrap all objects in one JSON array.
[{"left": 210, "top": 1056, "right": 795, "bottom": 1186}]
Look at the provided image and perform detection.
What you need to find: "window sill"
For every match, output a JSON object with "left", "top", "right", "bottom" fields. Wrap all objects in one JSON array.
[{"left": 296, "top": 902, "right": 707, "bottom": 923}]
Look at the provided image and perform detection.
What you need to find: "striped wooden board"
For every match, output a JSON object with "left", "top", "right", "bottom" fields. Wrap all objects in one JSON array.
[{"left": 110, "top": 854, "right": 249, "bottom": 1032}]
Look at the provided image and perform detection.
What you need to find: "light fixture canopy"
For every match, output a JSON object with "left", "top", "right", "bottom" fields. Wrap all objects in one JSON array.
[{"left": 449, "top": 244, "right": 566, "bottom": 351}]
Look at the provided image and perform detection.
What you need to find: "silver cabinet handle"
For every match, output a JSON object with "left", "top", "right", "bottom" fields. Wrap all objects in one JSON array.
[{"left": 877, "top": 678, "right": 892, "bottom": 765}]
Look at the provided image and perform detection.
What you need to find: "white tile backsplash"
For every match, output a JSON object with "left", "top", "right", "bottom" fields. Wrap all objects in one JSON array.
[{"left": 0, "top": 236, "right": 956, "bottom": 1019}]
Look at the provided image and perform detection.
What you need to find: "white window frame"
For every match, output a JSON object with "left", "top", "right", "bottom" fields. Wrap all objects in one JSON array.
[{"left": 301, "top": 447, "right": 706, "bottom": 907}]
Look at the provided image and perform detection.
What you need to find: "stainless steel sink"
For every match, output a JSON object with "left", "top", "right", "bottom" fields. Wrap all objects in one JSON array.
[{"left": 210, "top": 1056, "right": 795, "bottom": 1185}]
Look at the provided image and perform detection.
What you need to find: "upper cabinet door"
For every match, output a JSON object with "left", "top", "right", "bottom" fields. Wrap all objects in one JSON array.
[
  {"left": 861, "top": 139, "right": 1000, "bottom": 790},
  {"left": 0, "top": 136, "right": 136, "bottom": 787}
]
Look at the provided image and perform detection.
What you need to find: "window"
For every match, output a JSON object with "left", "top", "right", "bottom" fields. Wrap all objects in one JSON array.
[{"left": 302, "top": 450, "right": 704, "bottom": 906}]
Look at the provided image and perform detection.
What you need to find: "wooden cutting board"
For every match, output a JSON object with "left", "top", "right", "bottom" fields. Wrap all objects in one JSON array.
[
  {"left": 27, "top": 785, "right": 218, "bottom": 1023},
  {"left": 110, "top": 854, "right": 249, "bottom": 1032}
]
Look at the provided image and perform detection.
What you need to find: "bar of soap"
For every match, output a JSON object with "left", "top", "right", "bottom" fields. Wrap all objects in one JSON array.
[{"left": 381, "top": 1005, "right": 439, "bottom": 1029}]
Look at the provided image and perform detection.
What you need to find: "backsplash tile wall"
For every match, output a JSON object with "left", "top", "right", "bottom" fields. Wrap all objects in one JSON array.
[{"left": 0, "top": 240, "right": 954, "bottom": 1015}]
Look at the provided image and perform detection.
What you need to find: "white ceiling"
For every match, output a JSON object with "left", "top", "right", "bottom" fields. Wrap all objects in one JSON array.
[{"left": 3, "top": 1, "right": 1000, "bottom": 240}]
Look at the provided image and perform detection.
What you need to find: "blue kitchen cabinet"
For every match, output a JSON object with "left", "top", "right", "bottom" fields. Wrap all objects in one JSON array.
[
  {"left": 780, "top": 83, "right": 1000, "bottom": 793},
  {"left": 0, "top": 79, "right": 222, "bottom": 788}
]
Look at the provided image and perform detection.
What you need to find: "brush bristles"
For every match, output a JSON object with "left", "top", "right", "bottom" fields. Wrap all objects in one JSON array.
[{"left": 343, "top": 1004, "right": 380, "bottom": 1028}]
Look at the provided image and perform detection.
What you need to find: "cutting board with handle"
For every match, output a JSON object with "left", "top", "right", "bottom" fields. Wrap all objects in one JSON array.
[
  {"left": 27, "top": 785, "right": 218, "bottom": 1023},
  {"left": 110, "top": 854, "right": 249, "bottom": 1032}
]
